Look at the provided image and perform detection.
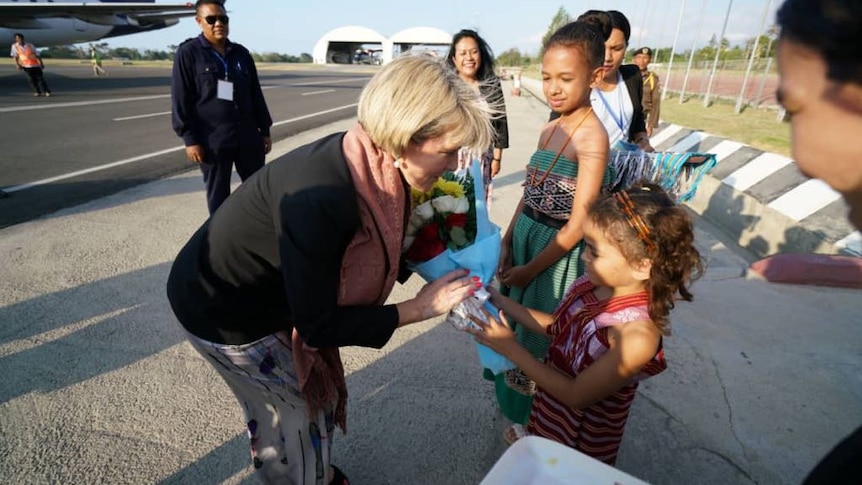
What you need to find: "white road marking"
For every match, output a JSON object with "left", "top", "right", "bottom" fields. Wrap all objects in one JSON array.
[
  {"left": 0, "top": 94, "right": 170, "bottom": 113},
  {"left": 650, "top": 124, "right": 684, "bottom": 147},
  {"left": 667, "top": 131, "right": 711, "bottom": 153},
  {"left": 302, "top": 89, "right": 336, "bottom": 96},
  {"left": 722, "top": 152, "right": 794, "bottom": 192},
  {"left": 272, "top": 103, "right": 357, "bottom": 127},
  {"left": 767, "top": 178, "right": 842, "bottom": 221},
  {"left": 708, "top": 140, "right": 744, "bottom": 162},
  {"left": 835, "top": 231, "right": 862, "bottom": 256},
  {"left": 3, "top": 103, "right": 359, "bottom": 193},
  {"left": 113, "top": 111, "right": 171, "bottom": 121},
  {"left": 0, "top": 77, "right": 368, "bottom": 114}
]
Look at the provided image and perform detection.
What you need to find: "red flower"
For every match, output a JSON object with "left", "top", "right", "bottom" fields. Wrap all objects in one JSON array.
[
  {"left": 418, "top": 222, "right": 440, "bottom": 240},
  {"left": 445, "top": 213, "right": 468, "bottom": 229},
  {"left": 406, "top": 222, "right": 446, "bottom": 262}
]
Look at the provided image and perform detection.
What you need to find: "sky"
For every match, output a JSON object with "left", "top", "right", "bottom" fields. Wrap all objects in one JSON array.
[{"left": 106, "top": 0, "right": 782, "bottom": 57}]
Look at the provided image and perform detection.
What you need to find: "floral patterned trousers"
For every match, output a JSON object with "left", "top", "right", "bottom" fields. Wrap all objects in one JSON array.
[{"left": 185, "top": 331, "right": 335, "bottom": 485}]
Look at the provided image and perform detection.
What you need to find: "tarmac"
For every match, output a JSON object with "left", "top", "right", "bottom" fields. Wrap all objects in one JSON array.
[{"left": 0, "top": 81, "right": 860, "bottom": 485}]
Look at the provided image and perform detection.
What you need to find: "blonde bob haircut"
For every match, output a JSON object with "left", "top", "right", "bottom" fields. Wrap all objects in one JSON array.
[{"left": 358, "top": 54, "right": 495, "bottom": 159}]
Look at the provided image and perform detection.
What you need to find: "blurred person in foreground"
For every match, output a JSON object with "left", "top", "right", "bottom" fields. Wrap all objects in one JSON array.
[
  {"left": 167, "top": 54, "right": 493, "bottom": 485},
  {"left": 776, "top": 0, "right": 862, "bottom": 482}
]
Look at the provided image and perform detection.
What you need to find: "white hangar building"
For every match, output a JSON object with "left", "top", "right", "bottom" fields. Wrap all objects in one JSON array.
[{"left": 312, "top": 25, "right": 452, "bottom": 65}]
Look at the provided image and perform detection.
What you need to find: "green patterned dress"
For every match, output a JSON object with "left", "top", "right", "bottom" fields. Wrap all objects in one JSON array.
[{"left": 491, "top": 148, "right": 613, "bottom": 424}]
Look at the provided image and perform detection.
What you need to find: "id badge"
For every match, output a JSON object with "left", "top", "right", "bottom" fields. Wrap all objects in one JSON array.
[{"left": 217, "top": 80, "right": 233, "bottom": 101}]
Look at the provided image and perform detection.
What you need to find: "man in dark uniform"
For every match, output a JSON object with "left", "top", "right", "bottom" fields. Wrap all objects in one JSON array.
[
  {"left": 171, "top": 0, "right": 273, "bottom": 215},
  {"left": 633, "top": 47, "right": 661, "bottom": 137}
]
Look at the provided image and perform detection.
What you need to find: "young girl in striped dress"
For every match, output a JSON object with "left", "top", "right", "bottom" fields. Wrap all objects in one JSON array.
[
  {"left": 494, "top": 21, "right": 610, "bottom": 425},
  {"left": 474, "top": 184, "right": 703, "bottom": 465}
]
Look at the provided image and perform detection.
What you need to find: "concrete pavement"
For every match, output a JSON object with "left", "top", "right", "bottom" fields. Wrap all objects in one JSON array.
[{"left": 0, "top": 81, "right": 859, "bottom": 484}]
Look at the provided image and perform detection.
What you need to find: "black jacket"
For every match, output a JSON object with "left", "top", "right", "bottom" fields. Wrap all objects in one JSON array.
[
  {"left": 550, "top": 64, "right": 646, "bottom": 141},
  {"left": 171, "top": 34, "right": 272, "bottom": 151},
  {"left": 167, "top": 132, "right": 401, "bottom": 348}
]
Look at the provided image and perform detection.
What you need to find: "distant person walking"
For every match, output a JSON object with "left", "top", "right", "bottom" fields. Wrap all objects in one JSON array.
[
  {"left": 633, "top": 47, "right": 660, "bottom": 137},
  {"left": 171, "top": 0, "right": 272, "bottom": 215},
  {"left": 91, "top": 46, "right": 108, "bottom": 77},
  {"left": 10, "top": 33, "right": 51, "bottom": 97}
]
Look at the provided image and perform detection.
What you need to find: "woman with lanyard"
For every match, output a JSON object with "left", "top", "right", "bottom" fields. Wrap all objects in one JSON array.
[{"left": 553, "top": 10, "right": 654, "bottom": 153}]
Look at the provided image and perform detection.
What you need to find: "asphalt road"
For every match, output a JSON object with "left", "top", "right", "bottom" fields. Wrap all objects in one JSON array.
[{"left": 0, "top": 64, "right": 372, "bottom": 228}]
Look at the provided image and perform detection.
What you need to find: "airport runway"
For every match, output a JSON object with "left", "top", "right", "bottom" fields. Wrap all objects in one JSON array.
[{"left": 0, "top": 64, "right": 372, "bottom": 228}]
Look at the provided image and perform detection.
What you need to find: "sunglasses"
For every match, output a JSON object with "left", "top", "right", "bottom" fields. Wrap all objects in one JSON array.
[{"left": 203, "top": 15, "right": 229, "bottom": 25}]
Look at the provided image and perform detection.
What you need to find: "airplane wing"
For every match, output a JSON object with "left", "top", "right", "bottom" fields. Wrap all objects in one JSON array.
[{"left": 0, "top": 2, "right": 196, "bottom": 28}]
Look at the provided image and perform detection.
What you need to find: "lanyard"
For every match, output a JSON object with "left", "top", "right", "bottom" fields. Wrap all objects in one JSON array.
[
  {"left": 210, "top": 50, "right": 230, "bottom": 80},
  {"left": 596, "top": 88, "right": 626, "bottom": 133}
]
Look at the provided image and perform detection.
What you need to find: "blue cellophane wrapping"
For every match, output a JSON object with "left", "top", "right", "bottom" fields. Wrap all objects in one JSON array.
[{"left": 408, "top": 160, "right": 516, "bottom": 375}]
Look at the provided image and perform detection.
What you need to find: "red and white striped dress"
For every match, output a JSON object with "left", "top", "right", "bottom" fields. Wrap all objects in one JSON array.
[{"left": 526, "top": 275, "right": 667, "bottom": 465}]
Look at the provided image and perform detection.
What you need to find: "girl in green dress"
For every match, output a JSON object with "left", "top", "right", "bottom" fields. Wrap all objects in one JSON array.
[{"left": 495, "top": 21, "right": 613, "bottom": 424}]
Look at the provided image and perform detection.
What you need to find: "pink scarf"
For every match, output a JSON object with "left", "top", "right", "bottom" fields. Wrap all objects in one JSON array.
[{"left": 291, "top": 123, "right": 406, "bottom": 432}]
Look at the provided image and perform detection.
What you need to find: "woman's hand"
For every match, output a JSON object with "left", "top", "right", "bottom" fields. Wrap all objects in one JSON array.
[
  {"left": 400, "top": 270, "right": 478, "bottom": 324},
  {"left": 466, "top": 306, "right": 518, "bottom": 356},
  {"left": 500, "top": 264, "right": 534, "bottom": 288}
]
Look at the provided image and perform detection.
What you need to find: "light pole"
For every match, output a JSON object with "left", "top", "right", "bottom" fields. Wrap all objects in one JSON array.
[
  {"left": 735, "top": 0, "right": 772, "bottom": 114},
  {"left": 703, "top": 0, "right": 734, "bottom": 107},
  {"left": 679, "top": 0, "right": 710, "bottom": 103},
  {"left": 661, "top": 0, "right": 688, "bottom": 101}
]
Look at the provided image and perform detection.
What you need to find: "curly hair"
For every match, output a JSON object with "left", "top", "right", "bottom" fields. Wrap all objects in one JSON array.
[{"left": 588, "top": 183, "right": 704, "bottom": 334}]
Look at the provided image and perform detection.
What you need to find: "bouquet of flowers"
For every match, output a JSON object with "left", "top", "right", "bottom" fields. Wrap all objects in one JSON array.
[{"left": 403, "top": 160, "right": 516, "bottom": 375}]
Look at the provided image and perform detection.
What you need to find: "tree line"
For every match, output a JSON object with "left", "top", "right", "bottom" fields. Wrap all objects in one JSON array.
[
  {"left": 39, "top": 43, "right": 312, "bottom": 63},
  {"left": 495, "top": 6, "right": 777, "bottom": 68}
]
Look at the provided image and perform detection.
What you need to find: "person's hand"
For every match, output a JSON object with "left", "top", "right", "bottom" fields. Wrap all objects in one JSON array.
[
  {"left": 411, "top": 269, "right": 479, "bottom": 320},
  {"left": 500, "top": 264, "right": 534, "bottom": 288},
  {"left": 490, "top": 158, "right": 501, "bottom": 178},
  {"left": 465, "top": 306, "right": 518, "bottom": 356},
  {"left": 646, "top": 126, "right": 654, "bottom": 137},
  {"left": 263, "top": 136, "right": 272, "bottom": 155},
  {"left": 185, "top": 145, "right": 204, "bottom": 163},
  {"left": 486, "top": 285, "right": 506, "bottom": 308},
  {"left": 637, "top": 138, "right": 655, "bottom": 153},
  {"left": 497, "top": 241, "right": 512, "bottom": 281}
]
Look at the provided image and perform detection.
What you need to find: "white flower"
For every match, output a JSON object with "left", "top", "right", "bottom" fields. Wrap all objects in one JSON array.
[
  {"left": 415, "top": 200, "right": 434, "bottom": 220},
  {"left": 406, "top": 201, "right": 435, "bottom": 236},
  {"left": 432, "top": 195, "right": 469, "bottom": 214},
  {"left": 453, "top": 196, "right": 469, "bottom": 214}
]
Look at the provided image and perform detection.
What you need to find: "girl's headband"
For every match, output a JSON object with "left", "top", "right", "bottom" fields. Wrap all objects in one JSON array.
[{"left": 613, "top": 190, "right": 657, "bottom": 253}]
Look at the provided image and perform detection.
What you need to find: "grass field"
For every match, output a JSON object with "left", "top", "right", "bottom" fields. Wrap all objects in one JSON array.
[{"left": 660, "top": 94, "right": 790, "bottom": 156}]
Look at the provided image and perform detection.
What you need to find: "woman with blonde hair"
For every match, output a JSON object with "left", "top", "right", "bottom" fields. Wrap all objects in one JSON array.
[{"left": 167, "top": 55, "right": 494, "bottom": 485}]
